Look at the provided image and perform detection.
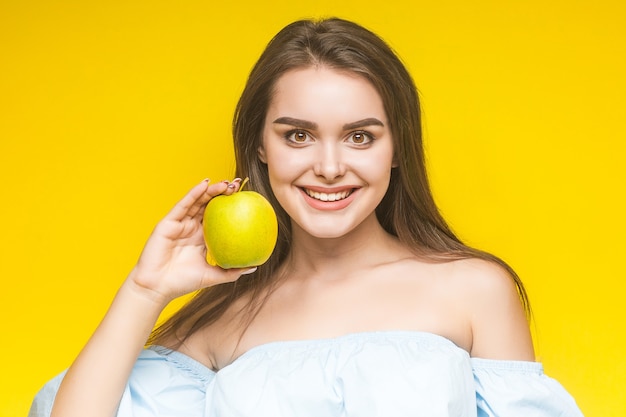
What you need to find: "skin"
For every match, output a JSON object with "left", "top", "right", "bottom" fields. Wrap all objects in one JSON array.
[
  {"left": 178, "top": 67, "right": 534, "bottom": 370},
  {"left": 259, "top": 67, "right": 396, "bottom": 241},
  {"left": 50, "top": 179, "right": 253, "bottom": 417},
  {"left": 51, "top": 67, "right": 534, "bottom": 416}
]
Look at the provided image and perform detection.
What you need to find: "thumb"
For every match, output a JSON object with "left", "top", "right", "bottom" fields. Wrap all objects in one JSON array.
[
  {"left": 201, "top": 266, "right": 258, "bottom": 287},
  {"left": 232, "top": 267, "right": 258, "bottom": 277}
]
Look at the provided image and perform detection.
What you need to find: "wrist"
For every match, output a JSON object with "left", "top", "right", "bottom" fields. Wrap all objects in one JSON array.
[{"left": 123, "top": 268, "right": 173, "bottom": 311}]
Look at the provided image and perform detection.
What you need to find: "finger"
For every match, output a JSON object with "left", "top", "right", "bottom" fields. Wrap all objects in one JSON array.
[
  {"left": 206, "top": 180, "right": 233, "bottom": 197},
  {"left": 166, "top": 179, "right": 227, "bottom": 221},
  {"left": 184, "top": 178, "right": 244, "bottom": 218},
  {"left": 222, "top": 177, "right": 243, "bottom": 196}
]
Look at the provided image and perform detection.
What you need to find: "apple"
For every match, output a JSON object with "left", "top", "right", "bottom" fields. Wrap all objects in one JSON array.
[{"left": 203, "top": 179, "right": 278, "bottom": 269}]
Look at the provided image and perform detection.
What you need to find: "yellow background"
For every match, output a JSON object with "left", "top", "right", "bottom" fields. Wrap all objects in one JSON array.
[{"left": 1, "top": 1, "right": 624, "bottom": 415}]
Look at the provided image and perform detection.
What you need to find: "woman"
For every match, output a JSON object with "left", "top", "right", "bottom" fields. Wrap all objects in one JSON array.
[{"left": 31, "top": 18, "right": 583, "bottom": 417}]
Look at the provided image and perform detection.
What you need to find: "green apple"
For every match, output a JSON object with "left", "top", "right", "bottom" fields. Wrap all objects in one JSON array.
[{"left": 203, "top": 180, "right": 278, "bottom": 269}]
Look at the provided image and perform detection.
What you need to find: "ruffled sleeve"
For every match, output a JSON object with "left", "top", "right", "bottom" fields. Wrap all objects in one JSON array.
[
  {"left": 28, "top": 371, "right": 65, "bottom": 417},
  {"left": 471, "top": 358, "right": 584, "bottom": 417},
  {"left": 28, "top": 346, "right": 215, "bottom": 417}
]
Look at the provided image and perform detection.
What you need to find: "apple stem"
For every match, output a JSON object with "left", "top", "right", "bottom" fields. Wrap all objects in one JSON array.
[{"left": 238, "top": 177, "right": 250, "bottom": 192}]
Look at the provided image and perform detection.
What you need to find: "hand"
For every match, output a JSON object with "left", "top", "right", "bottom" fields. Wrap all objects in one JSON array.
[{"left": 128, "top": 178, "right": 254, "bottom": 306}]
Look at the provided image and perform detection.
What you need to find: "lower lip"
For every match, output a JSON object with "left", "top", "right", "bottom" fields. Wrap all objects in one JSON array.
[{"left": 300, "top": 188, "right": 357, "bottom": 211}]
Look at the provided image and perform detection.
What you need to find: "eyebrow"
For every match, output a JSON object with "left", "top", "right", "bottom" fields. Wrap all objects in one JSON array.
[
  {"left": 343, "top": 118, "right": 384, "bottom": 130},
  {"left": 273, "top": 117, "right": 317, "bottom": 130},
  {"left": 273, "top": 117, "right": 384, "bottom": 130}
]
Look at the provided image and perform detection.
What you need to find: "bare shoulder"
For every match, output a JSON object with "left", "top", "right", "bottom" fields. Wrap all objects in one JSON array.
[
  {"left": 441, "top": 257, "right": 535, "bottom": 361},
  {"left": 443, "top": 257, "right": 520, "bottom": 299}
]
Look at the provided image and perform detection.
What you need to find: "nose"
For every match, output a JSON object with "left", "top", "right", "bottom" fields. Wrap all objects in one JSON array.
[{"left": 313, "top": 142, "right": 346, "bottom": 180}]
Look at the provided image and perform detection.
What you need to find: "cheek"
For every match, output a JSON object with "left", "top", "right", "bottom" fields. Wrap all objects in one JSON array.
[
  {"left": 265, "top": 152, "right": 305, "bottom": 185},
  {"left": 351, "top": 149, "right": 395, "bottom": 178},
  {"left": 265, "top": 144, "right": 311, "bottom": 174}
]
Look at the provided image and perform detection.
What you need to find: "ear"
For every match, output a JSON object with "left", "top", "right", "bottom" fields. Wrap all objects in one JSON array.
[
  {"left": 258, "top": 146, "right": 267, "bottom": 164},
  {"left": 391, "top": 154, "right": 399, "bottom": 168}
]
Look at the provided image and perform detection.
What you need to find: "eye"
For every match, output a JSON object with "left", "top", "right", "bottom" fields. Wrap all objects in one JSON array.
[
  {"left": 285, "top": 129, "right": 312, "bottom": 144},
  {"left": 347, "top": 131, "right": 374, "bottom": 145}
]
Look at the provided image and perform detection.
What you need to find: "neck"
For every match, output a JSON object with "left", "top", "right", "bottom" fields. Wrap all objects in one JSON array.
[{"left": 284, "top": 214, "right": 408, "bottom": 281}]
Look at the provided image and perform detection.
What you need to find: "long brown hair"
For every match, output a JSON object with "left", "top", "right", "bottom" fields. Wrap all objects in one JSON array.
[{"left": 149, "top": 18, "right": 530, "bottom": 347}]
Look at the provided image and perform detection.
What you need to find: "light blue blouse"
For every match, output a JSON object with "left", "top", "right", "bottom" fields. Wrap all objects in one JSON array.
[{"left": 29, "top": 331, "right": 583, "bottom": 416}]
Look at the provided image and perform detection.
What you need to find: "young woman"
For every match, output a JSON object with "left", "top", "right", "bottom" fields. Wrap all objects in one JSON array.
[{"left": 31, "top": 18, "right": 583, "bottom": 417}]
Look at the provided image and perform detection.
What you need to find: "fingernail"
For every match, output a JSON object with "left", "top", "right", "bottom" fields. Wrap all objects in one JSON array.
[
  {"left": 241, "top": 267, "right": 257, "bottom": 275},
  {"left": 228, "top": 183, "right": 236, "bottom": 189},
  {"left": 202, "top": 178, "right": 210, "bottom": 183},
  {"left": 232, "top": 178, "right": 242, "bottom": 183},
  {"left": 221, "top": 180, "right": 230, "bottom": 185}
]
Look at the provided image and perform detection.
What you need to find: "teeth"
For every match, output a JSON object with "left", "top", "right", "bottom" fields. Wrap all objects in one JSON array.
[{"left": 305, "top": 189, "right": 351, "bottom": 202}]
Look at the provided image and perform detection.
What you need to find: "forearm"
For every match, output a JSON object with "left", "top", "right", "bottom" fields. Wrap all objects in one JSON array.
[
  {"left": 51, "top": 272, "right": 167, "bottom": 417},
  {"left": 48, "top": 179, "right": 245, "bottom": 417}
]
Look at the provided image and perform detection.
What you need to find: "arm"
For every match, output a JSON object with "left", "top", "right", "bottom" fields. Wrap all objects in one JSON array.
[
  {"left": 465, "top": 259, "right": 535, "bottom": 361},
  {"left": 51, "top": 179, "right": 252, "bottom": 417},
  {"left": 463, "top": 260, "right": 585, "bottom": 416}
]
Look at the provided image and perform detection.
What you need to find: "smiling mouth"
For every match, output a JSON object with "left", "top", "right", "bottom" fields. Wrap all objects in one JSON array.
[{"left": 303, "top": 188, "right": 354, "bottom": 202}]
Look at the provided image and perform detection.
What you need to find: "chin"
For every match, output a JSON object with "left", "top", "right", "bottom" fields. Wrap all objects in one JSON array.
[{"left": 297, "top": 219, "right": 363, "bottom": 241}]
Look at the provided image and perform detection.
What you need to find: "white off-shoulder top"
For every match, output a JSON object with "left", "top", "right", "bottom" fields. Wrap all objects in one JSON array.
[{"left": 29, "top": 331, "right": 584, "bottom": 416}]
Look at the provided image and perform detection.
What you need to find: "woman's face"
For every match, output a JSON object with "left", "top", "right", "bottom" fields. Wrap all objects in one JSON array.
[{"left": 259, "top": 67, "right": 395, "bottom": 240}]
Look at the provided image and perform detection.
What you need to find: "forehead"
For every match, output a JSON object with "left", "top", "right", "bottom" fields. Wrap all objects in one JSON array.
[{"left": 268, "top": 67, "right": 387, "bottom": 122}]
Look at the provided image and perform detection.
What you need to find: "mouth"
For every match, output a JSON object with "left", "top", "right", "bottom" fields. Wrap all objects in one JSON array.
[{"left": 302, "top": 188, "right": 355, "bottom": 202}]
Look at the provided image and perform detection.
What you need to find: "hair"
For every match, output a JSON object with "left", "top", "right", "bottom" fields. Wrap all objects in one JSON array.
[{"left": 148, "top": 17, "right": 530, "bottom": 347}]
